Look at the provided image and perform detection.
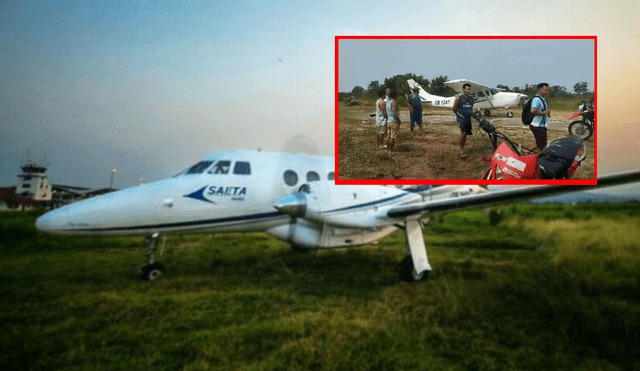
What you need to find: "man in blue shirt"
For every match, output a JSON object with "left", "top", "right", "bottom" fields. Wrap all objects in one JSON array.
[
  {"left": 452, "top": 83, "right": 474, "bottom": 159},
  {"left": 530, "top": 83, "right": 550, "bottom": 152},
  {"left": 407, "top": 86, "right": 424, "bottom": 135}
]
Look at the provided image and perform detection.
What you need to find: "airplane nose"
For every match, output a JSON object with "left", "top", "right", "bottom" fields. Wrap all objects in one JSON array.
[
  {"left": 36, "top": 210, "right": 63, "bottom": 233},
  {"left": 273, "top": 193, "right": 307, "bottom": 217}
]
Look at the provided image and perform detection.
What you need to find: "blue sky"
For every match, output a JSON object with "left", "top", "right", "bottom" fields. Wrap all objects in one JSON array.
[
  {"left": 1, "top": 0, "right": 639, "bottom": 188},
  {"left": 339, "top": 38, "right": 594, "bottom": 93}
]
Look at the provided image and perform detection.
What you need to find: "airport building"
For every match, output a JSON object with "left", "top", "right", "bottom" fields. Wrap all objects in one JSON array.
[
  {"left": 16, "top": 160, "right": 52, "bottom": 201},
  {"left": 1, "top": 156, "right": 118, "bottom": 211}
]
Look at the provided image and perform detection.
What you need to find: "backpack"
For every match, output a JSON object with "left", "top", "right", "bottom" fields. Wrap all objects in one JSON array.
[{"left": 521, "top": 95, "right": 547, "bottom": 126}]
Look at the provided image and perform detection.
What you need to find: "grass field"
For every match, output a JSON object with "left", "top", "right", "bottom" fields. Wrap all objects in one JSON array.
[{"left": 1, "top": 204, "right": 639, "bottom": 370}]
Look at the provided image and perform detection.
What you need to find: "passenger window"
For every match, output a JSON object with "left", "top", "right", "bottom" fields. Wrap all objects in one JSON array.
[
  {"left": 186, "top": 161, "right": 214, "bottom": 174},
  {"left": 209, "top": 160, "right": 231, "bottom": 174},
  {"left": 306, "top": 171, "right": 320, "bottom": 182},
  {"left": 328, "top": 172, "right": 335, "bottom": 180},
  {"left": 233, "top": 161, "right": 251, "bottom": 175},
  {"left": 283, "top": 170, "right": 298, "bottom": 186}
]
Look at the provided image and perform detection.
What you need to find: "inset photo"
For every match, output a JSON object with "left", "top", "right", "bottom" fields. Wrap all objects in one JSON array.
[{"left": 336, "top": 36, "right": 596, "bottom": 185}]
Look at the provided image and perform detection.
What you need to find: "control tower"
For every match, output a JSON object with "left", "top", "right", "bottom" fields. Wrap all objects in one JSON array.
[{"left": 16, "top": 155, "right": 52, "bottom": 201}]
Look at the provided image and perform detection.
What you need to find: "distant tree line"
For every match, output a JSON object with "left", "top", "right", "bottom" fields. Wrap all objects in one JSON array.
[{"left": 340, "top": 74, "right": 593, "bottom": 102}]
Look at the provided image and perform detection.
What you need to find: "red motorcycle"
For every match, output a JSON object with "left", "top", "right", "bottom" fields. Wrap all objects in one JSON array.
[
  {"left": 482, "top": 136, "right": 586, "bottom": 180},
  {"left": 471, "top": 113, "right": 586, "bottom": 180},
  {"left": 568, "top": 111, "right": 594, "bottom": 140}
]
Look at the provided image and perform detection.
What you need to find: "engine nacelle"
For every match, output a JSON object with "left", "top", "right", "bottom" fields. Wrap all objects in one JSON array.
[
  {"left": 273, "top": 184, "right": 422, "bottom": 228},
  {"left": 265, "top": 218, "right": 398, "bottom": 249}
]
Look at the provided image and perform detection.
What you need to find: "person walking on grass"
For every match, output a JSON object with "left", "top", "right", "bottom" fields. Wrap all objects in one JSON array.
[
  {"left": 529, "top": 82, "right": 550, "bottom": 153},
  {"left": 407, "top": 86, "right": 424, "bottom": 135},
  {"left": 452, "top": 83, "right": 474, "bottom": 159},
  {"left": 386, "top": 89, "right": 401, "bottom": 154},
  {"left": 375, "top": 89, "right": 388, "bottom": 149}
]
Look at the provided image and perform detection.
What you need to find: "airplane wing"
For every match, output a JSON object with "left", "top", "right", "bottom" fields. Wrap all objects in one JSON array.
[
  {"left": 274, "top": 170, "right": 640, "bottom": 281},
  {"left": 384, "top": 171, "right": 640, "bottom": 219},
  {"left": 276, "top": 171, "right": 640, "bottom": 229},
  {"left": 379, "top": 170, "right": 640, "bottom": 279},
  {"left": 445, "top": 79, "right": 491, "bottom": 94}
]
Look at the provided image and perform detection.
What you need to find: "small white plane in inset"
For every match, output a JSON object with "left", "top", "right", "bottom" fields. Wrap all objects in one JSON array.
[
  {"left": 36, "top": 150, "right": 640, "bottom": 282},
  {"left": 408, "top": 78, "right": 529, "bottom": 118}
]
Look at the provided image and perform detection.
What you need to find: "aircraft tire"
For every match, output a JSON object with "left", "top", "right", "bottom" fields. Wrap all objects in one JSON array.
[
  {"left": 140, "top": 262, "right": 165, "bottom": 281},
  {"left": 484, "top": 110, "right": 491, "bottom": 116},
  {"left": 507, "top": 111, "right": 514, "bottom": 118},
  {"left": 399, "top": 255, "right": 428, "bottom": 282}
]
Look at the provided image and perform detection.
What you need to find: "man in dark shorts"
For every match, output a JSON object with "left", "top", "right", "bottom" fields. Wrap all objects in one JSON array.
[
  {"left": 452, "top": 83, "right": 474, "bottom": 159},
  {"left": 407, "top": 86, "right": 424, "bottom": 135},
  {"left": 530, "top": 83, "right": 550, "bottom": 152}
]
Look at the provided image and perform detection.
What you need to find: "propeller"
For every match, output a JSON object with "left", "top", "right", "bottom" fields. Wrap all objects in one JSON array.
[{"left": 276, "top": 134, "right": 321, "bottom": 244}]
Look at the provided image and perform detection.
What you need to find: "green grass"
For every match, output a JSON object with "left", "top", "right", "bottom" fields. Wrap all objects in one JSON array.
[
  {"left": 1, "top": 205, "right": 639, "bottom": 370},
  {"left": 546, "top": 96, "right": 586, "bottom": 112}
]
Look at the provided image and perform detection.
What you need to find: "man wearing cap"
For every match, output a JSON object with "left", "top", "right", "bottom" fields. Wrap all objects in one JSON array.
[
  {"left": 407, "top": 85, "right": 424, "bottom": 135},
  {"left": 530, "top": 83, "right": 551, "bottom": 152}
]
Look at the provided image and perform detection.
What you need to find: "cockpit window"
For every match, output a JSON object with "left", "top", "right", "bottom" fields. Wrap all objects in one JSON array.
[
  {"left": 185, "top": 161, "right": 214, "bottom": 174},
  {"left": 298, "top": 184, "right": 311, "bottom": 193},
  {"left": 233, "top": 161, "right": 251, "bottom": 175},
  {"left": 306, "top": 171, "right": 320, "bottom": 182},
  {"left": 328, "top": 172, "right": 335, "bottom": 180},
  {"left": 283, "top": 170, "right": 298, "bottom": 186},
  {"left": 208, "top": 160, "right": 231, "bottom": 174}
]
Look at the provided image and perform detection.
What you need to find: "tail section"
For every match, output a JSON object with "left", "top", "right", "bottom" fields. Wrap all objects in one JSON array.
[
  {"left": 407, "top": 79, "right": 456, "bottom": 108},
  {"left": 407, "top": 79, "right": 433, "bottom": 103}
]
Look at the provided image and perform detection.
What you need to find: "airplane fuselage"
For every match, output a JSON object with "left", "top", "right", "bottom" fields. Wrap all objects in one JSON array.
[
  {"left": 417, "top": 91, "right": 526, "bottom": 110},
  {"left": 36, "top": 151, "right": 334, "bottom": 236},
  {"left": 36, "top": 151, "right": 485, "bottom": 247},
  {"left": 408, "top": 79, "right": 528, "bottom": 112}
]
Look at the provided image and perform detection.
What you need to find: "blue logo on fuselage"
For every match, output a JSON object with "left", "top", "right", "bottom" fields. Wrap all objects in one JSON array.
[{"left": 184, "top": 186, "right": 247, "bottom": 203}]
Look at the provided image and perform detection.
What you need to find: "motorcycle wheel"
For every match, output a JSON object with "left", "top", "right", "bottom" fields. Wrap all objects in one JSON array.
[{"left": 568, "top": 120, "right": 593, "bottom": 140}]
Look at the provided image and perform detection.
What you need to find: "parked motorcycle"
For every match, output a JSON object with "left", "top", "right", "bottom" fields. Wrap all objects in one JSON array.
[
  {"left": 568, "top": 111, "right": 594, "bottom": 140},
  {"left": 482, "top": 136, "right": 586, "bottom": 180}
]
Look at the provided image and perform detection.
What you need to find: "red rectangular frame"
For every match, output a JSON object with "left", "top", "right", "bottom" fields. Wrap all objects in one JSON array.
[{"left": 334, "top": 35, "right": 597, "bottom": 186}]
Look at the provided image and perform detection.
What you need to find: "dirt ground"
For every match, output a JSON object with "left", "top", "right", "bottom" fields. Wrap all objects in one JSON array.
[{"left": 337, "top": 103, "right": 595, "bottom": 181}]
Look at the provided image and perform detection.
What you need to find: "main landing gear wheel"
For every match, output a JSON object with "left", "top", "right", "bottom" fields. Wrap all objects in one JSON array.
[
  {"left": 484, "top": 110, "right": 491, "bottom": 117},
  {"left": 507, "top": 111, "right": 514, "bottom": 118},
  {"left": 399, "top": 255, "right": 429, "bottom": 282},
  {"left": 140, "top": 232, "right": 166, "bottom": 281},
  {"left": 140, "top": 262, "right": 165, "bottom": 281}
]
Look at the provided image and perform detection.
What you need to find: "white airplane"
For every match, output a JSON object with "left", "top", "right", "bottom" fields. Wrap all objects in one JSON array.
[
  {"left": 35, "top": 150, "right": 640, "bottom": 282},
  {"left": 407, "top": 78, "right": 529, "bottom": 118}
]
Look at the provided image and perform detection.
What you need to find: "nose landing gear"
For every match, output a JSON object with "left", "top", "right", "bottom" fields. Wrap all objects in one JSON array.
[{"left": 140, "top": 233, "right": 166, "bottom": 280}]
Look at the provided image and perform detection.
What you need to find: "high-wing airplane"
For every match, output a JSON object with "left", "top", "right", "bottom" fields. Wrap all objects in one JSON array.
[
  {"left": 36, "top": 150, "right": 640, "bottom": 282},
  {"left": 408, "top": 78, "right": 529, "bottom": 118}
]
